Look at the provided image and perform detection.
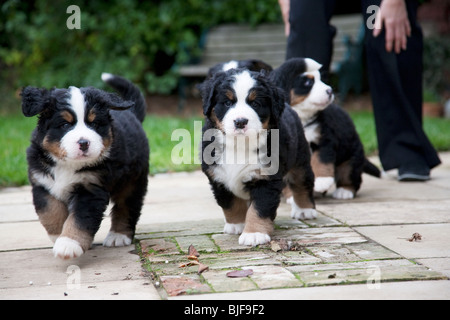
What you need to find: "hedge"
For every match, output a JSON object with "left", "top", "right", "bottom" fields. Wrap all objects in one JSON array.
[{"left": 0, "top": 0, "right": 281, "bottom": 96}]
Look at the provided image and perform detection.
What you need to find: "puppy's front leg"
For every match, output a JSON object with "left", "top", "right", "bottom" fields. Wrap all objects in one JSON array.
[
  {"left": 239, "top": 180, "right": 281, "bottom": 246},
  {"left": 53, "top": 185, "right": 109, "bottom": 259},
  {"left": 31, "top": 185, "right": 69, "bottom": 243},
  {"left": 311, "top": 150, "right": 335, "bottom": 193}
]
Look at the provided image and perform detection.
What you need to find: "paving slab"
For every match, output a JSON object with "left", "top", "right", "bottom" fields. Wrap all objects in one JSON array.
[
  {"left": 416, "top": 258, "right": 450, "bottom": 278},
  {"left": 0, "top": 246, "right": 160, "bottom": 300},
  {"left": 355, "top": 223, "right": 450, "bottom": 259},
  {"left": 171, "top": 280, "right": 450, "bottom": 300}
]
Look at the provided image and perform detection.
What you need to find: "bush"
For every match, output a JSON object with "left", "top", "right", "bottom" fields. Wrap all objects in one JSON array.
[
  {"left": 423, "top": 36, "right": 450, "bottom": 99},
  {"left": 0, "top": 0, "right": 281, "bottom": 97}
]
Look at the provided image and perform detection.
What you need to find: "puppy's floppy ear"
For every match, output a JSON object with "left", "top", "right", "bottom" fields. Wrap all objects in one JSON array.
[
  {"left": 21, "top": 87, "right": 51, "bottom": 117},
  {"left": 257, "top": 72, "right": 286, "bottom": 126},
  {"left": 198, "top": 72, "right": 227, "bottom": 117},
  {"left": 84, "top": 87, "right": 134, "bottom": 111}
]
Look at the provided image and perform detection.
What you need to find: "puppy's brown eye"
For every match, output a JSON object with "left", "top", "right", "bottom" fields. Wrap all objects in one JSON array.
[
  {"left": 224, "top": 100, "right": 233, "bottom": 107},
  {"left": 88, "top": 121, "right": 98, "bottom": 129},
  {"left": 60, "top": 122, "right": 72, "bottom": 130},
  {"left": 303, "top": 78, "right": 314, "bottom": 87}
]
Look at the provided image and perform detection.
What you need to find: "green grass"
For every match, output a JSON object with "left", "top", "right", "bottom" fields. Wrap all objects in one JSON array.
[
  {"left": 1, "top": 111, "right": 449, "bottom": 188},
  {"left": 349, "top": 110, "right": 450, "bottom": 156},
  {"left": 142, "top": 115, "right": 203, "bottom": 174},
  {"left": 348, "top": 111, "right": 378, "bottom": 155},
  {"left": 0, "top": 114, "right": 36, "bottom": 187}
]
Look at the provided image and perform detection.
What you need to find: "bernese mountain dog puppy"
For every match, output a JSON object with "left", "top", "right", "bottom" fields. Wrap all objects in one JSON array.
[
  {"left": 207, "top": 59, "right": 273, "bottom": 79},
  {"left": 21, "top": 74, "right": 149, "bottom": 259},
  {"left": 198, "top": 63, "right": 318, "bottom": 247},
  {"left": 271, "top": 58, "right": 381, "bottom": 200}
]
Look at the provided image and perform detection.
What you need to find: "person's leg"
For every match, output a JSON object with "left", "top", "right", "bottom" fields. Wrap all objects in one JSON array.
[
  {"left": 287, "top": 0, "right": 336, "bottom": 81},
  {"left": 362, "top": 0, "right": 441, "bottom": 179}
]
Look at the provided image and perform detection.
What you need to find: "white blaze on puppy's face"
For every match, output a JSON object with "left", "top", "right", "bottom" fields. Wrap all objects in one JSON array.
[
  {"left": 222, "top": 71, "right": 262, "bottom": 135},
  {"left": 222, "top": 60, "right": 238, "bottom": 72},
  {"left": 60, "top": 87, "right": 105, "bottom": 163}
]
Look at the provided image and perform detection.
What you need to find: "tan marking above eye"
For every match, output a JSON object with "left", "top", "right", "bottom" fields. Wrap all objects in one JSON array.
[
  {"left": 225, "top": 90, "right": 235, "bottom": 101},
  {"left": 247, "top": 90, "right": 257, "bottom": 102},
  {"left": 60, "top": 111, "right": 74, "bottom": 123},
  {"left": 87, "top": 109, "right": 96, "bottom": 123}
]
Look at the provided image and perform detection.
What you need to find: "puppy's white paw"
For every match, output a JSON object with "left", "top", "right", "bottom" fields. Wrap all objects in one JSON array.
[
  {"left": 53, "top": 237, "right": 84, "bottom": 260},
  {"left": 332, "top": 188, "right": 355, "bottom": 200},
  {"left": 286, "top": 196, "right": 294, "bottom": 205},
  {"left": 239, "top": 232, "right": 271, "bottom": 247},
  {"left": 103, "top": 231, "right": 132, "bottom": 247},
  {"left": 223, "top": 223, "right": 245, "bottom": 235},
  {"left": 290, "top": 200, "right": 317, "bottom": 220},
  {"left": 314, "top": 177, "right": 335, "bottom": 193}
]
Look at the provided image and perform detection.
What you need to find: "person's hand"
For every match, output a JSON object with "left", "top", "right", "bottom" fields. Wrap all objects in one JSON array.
[
  {"left": 373, "top": 0, "right": 412, "bottom": 54},
  {"left": 278, "top": 0, "right": 290, "bottom": 36}
]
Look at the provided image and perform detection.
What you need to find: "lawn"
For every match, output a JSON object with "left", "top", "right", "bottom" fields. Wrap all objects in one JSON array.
[{"left": 1, "top": 111, "right": 449, "bottom": 188}]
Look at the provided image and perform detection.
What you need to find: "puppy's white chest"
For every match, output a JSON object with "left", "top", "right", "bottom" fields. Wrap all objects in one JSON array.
[
  {"left": 32, "top": 165, "right": 99, "bottom": 202},
  {"left": 304, "top": 122, "right": 320, "bottom": 145},
  {"left": 213, "top": 163, "right": 261, "bottom": 200},
  {"left": 212, "top": 140, "right": 264, "bottom": 200}
]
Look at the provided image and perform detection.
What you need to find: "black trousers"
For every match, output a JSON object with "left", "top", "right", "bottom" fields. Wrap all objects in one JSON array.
[{"left": 287, "top": 0, "right": 441, "bottom": 171}]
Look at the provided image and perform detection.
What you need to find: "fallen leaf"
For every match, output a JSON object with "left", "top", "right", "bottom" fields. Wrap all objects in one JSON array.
[
  {"left": 187, "top": 255, "right": 199, "bottom": 261},
  {"left": 408, "top": 233, "right": 422, "bottom": 242},
  {"left": 188, "top": 244, "right": 200, "bottom": 257},
  {"left": 270, "top": 241, "right": 282, "bottom": 252},
  {"left": 198, "top": 263, "right": 209, "bottom": 274},
  {"left": 179, "top": 261, "right": 199, "bottom": 268},
  {"left": 226, "top": 269, "right": 253, "bottom": 278}
]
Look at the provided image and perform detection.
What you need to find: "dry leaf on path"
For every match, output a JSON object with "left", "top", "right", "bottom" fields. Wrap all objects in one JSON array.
[
  {"left": 198, "top": 263, "right": 209, "bottom": 274},
  {"left": 179, "top": 261, "right": 199, "bottom": 268},
  {"left": 226, "top": 269, "right": 253, "bottom": 278},
  {"left": 408, "top": 233, "right": 422, "bottom": 242},
  {"left": 188, "top": 244, "right": 200, "bottom": 257}
]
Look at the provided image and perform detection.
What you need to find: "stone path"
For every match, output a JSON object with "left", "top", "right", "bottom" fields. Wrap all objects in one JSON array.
[{"left": 1, "top": 153, "right": 449, "bottom": 300}]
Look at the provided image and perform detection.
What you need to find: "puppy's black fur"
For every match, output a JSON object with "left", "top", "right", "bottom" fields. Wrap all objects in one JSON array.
[
  {"left": 207, "top": 59, "right": 273, "bottom": 79},
  {"left": 199, "top": 67, "right": 316, "bottom": 246},
  {"left": 22, "top": 74, "right": 149, "bottom": 259}
]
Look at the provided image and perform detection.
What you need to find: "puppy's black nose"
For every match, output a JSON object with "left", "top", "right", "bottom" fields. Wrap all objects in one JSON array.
[
  {"left": 78, "top": 139, "right": 90, "bottom": 152},
  {"left": 234, "top": 118, "right": 249, "bottom": 129}
]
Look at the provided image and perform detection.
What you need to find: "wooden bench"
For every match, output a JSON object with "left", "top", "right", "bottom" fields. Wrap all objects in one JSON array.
[{"left": 178, "top": 14, "right": 365, "bottom": 107}]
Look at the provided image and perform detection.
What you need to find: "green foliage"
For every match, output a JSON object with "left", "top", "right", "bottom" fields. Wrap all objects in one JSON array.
[
  {"left": 423, "top": 36, "right": 450, "bottom": 99},
  {"left": 0, "top": 0, "right": 281, "bottom": 96}
]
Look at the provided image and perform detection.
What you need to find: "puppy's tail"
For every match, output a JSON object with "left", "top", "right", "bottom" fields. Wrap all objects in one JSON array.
[
  {"left": 363, "top": 158, "right": 382, "bottom": 178},
  {"left": 269, "top": 58, "right": 322, "bottom": 98},
  {"left": 101, "top": 73, "right": 147, "bottom": 123}
]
